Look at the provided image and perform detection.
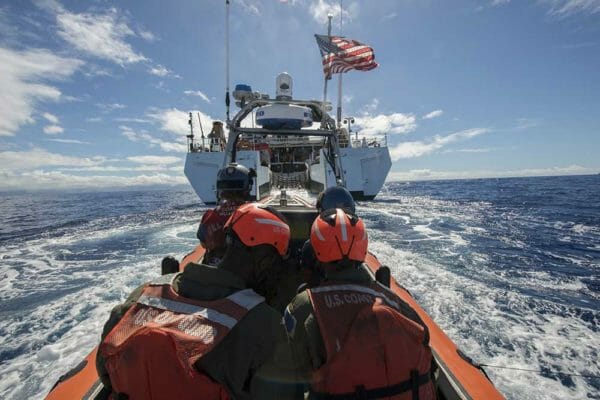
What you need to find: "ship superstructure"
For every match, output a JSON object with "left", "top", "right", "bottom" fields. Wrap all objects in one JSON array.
[{"left": 184, "top": 73, "right": 391, "bottom": 204}]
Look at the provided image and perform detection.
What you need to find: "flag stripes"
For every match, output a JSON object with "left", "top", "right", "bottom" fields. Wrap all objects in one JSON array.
[{"left": 315, "top": 34, "right": 378, "bottom": 78}]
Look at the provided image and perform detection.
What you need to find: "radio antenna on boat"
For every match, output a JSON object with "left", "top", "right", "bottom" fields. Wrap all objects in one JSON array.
[
  {"left": 197, "top": 112, "right": 205, "bottom": 150},
  {"left": 225, "top": 0, "right": 231, "bottom": 122},
  {"left": 187, "top": 112, "right": 194, "bottom": 152},
  {"left": 321, "top": 14, "right": 333, "bottom": 128},
  {"left": 336, "top": 0, "right": 343, "bottom": 127}
]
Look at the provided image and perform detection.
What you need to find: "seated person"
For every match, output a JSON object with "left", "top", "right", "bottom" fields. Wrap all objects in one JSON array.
[
  {"left": 300, "top": 186, "right": 357, "bottom": 279},
  {"left": 285, "top": 209, "right": 436, "bottom": 400},
  {"left": 198, "top": 163, "right": 255, "bottom": 265},
  {"left": 97, "top": 203, "right": 294, "bottom": 400}
]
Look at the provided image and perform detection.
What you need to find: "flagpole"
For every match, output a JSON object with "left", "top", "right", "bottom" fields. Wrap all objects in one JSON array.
[
  {"left": 225, "top": 0, "right": 231, "bottom": 123},
  {"left": 336, "top": 0, "right": 343, "bottom": 127},
  {"left": 322, "top": 14, "right": 333, "bottom": 128}
]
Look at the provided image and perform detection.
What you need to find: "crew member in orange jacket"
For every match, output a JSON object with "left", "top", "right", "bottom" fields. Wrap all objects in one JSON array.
[
  {"left": 284, "top": 208, "right": 436, "bottom": 400},
  {"left": 97, "top": 203, "right": 295, "bottom": 400},
  {"left": 197, "top": 163, "right": 255, "bottom": 265}
]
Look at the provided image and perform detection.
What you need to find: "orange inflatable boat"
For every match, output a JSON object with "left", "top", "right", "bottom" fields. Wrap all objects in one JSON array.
[{"left": 46, "top": 196, "right": 504, "bottom": 400}]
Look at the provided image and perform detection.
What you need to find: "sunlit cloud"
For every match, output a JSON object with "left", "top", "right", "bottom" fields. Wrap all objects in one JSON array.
[
  {"left": 43, "top": 125, "right": 64, "bottom": 134},
  {"left": 120, "top": 125, "right": 187, "bottom": 152},
  {"left": 490, "top": 0, "right": 600, "bottom": 16},
  {"left": 184, "top": 90, "right": 211, "bottom": 103},
  {"left": 422, "top": 109, "right": 444, "bottom": 120},
  {"left": 42, "top": 112, "right": 59, "bottom": 124},
  {"left": 54, "top": 5, "right": 147, "bottom": 65},
  {"left": 354, "top": 113, "right": 417, "bottom": 137},
  {"left": 389, "top": 128, "right": 489, "bottom": 160},
  {"left": 0, "top": 148, "right": 105, "bottom": 171},
  {"left": 149, "top": 65, "right": 179, "bottom": 78},
  {"left": 387, "top": 164, "right": 596, "bottom": 182},
  {"left": 127, "top": 155, "right": 182, "bottom": 165},
  {"left": 0, "top": 47, "right": 83, "bottom": 136},
  {"left": 148, "top": 108, "right": 215, "bottom": 137},
  {"left": 47, "top": 138, "right": 90, "bottom": 144},
  {"left": 0, "top": 170, "right": 186, "bottom": 191}
]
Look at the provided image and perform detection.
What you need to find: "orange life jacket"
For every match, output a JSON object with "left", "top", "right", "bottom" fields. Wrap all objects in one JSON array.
[
  {"left": 198, "top": 200, "right": 242, "bottom": 251},
  {"left": 307, "top": 282, "right": 435, "bottom": 400},
  {"left": 99, "top": 274, "right": 265, "bottom": 400}
]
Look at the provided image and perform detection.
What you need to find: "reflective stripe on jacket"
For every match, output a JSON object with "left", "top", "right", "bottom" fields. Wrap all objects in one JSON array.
[
  {"left": 307, "top": 283, "right": 435, "bottom": 400},
  {"left": 99, "top": 274, "right": 264, "bottom": 400}
]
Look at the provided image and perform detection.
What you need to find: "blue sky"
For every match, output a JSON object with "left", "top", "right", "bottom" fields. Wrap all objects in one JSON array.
[{"left": 0, "top": 0, "right": 598, "bottom": 190}]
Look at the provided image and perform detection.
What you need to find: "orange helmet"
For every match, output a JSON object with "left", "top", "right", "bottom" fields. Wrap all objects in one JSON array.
[
  {"left": 310, "top": 208, "right": 368, "bottom": 263},
  {"left": 224, "top": 203, "right": 290, "bottom": 256}
]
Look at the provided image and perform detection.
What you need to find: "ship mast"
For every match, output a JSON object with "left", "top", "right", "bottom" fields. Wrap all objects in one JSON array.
[
  {"left": 336, "top": 0, "right": 343, "bottom": 127},
  {"left": 225, "top": 0, "right": 231, "bottom": 122},
  {"left": 321, "top": 14, "right": 333, "bottom": 129}
]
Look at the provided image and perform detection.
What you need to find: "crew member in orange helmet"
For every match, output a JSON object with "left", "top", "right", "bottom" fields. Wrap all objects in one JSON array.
[
  {"left": 97, "top": 203, "right": 295, "bottom": 400},
  {"left": 197, "top": 163, "right": 256, "bottom": 265},
  {"left": 284, "top": 208, "right": 436, "bottom": 400}
]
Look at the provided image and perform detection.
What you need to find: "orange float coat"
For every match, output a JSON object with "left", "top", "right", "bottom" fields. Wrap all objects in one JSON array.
[
  {"left": 99, "top": 275, "right": 264, "bottom": 400},
  {"left": 306, "top": 283, "right": 436, "bottom": 400}
]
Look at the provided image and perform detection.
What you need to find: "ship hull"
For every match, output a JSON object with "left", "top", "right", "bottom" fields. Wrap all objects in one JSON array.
[{"left": 185, "top": 145, "right": 391, "bottom": 204}]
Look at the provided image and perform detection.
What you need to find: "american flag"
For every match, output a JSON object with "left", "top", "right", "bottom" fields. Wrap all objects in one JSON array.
[{"left": 314, "top": 34, "right": 378, "bottom": 79}]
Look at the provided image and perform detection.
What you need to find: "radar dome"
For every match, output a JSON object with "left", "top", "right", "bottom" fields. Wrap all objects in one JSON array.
[{"left": 276, "top": 72, "right": 293, "bottom": 100}]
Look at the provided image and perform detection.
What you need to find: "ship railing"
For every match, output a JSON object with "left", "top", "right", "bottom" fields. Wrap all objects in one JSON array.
[
  {"left": 189, "top": 138, "right": 226, "bottom": 153},
  {"left": 350, "top": 134, "right": 387, "bottom": 149}
]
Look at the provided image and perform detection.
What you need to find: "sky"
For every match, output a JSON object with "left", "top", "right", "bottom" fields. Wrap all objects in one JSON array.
[{"left": 0, "top": 0, "right": 599, "bottom": 191}]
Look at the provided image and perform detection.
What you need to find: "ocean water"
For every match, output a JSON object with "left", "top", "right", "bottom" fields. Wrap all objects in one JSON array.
[{"left": 0, "top": 175, "right": 598, "bottom": 399}]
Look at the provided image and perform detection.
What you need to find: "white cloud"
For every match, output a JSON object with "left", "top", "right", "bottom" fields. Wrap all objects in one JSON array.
[
  {"left": 114, "top": 117, "right": 151, "bottom": 123},
  {"left": 120, "top": 125, "right": 187, "bottom": 152},
  {"left": 86, "top": 117, "right": 102, "bottom": 122},
  {"left": 47, "top": 138, "right": 90, "bottom": 144},
  {"left": 42, "top": 112, "right": 59, "bottom": 124},
  {"left": 422, "top": 109, "right": 444, "bottom": 120},
  {"left": 308, "top": 0, "right": 353, "bottom": 25},
  {"left": 184, "top": 90, "right": 211, "bottom": 103},
  {"left": 127, "top": 155, "right": 182, "bottom": 165},
  {"left": 354, "top": 113, "right": 417, "bottom": 137},
  {"left": 56, "top": 7, "right": 147, "bottom": 65},
  {"left": 238, "top": 0, "right": 261, "bottom": 15},
  {"left": 514, "top": 118, "right": 540, "bottom": 130},
  {"left": 0, "top": 47, "right": 83, "bottom": 136},
  {"left": 389, "top": 128, "right": 489, "bottom": 161},
  {"left": 442, "top": 147, "right": 492, "bottom": 154},
  {"left": 97, "top": 103, "right": 126, "bottom": 113},
  {"left": 43, "top": 125, "right": 64, "bottom": 134},
  {"left": 387, "top": 165, "right": 597, "bottom": 182},
  {"left": 138, "top": 29, "right": 155, "bottom": 42},
  {"left": 0, "top": 148, "right": 104, "bottom": 171},
  {"left": 148, "top": 108, "right": 215, "bottom": 136},
  {"left": 364, "top": 98, "right": 379, "bottom": 114},
  {"left": 490, "top": 0, "right": 600, "bottom": 16},
  {"left": 149, "top": 65, "right": 179, "bottom": 78},
  {"left": 545, "top": 0, "right": 600, "bottom": 15},
  {"left": 0, "top": 170, "right": 186, "bottom": 191}
]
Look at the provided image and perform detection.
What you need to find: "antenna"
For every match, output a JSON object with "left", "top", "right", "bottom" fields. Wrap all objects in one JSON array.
[
  {"left": 336, "top": 0, "right": 343, "bottom": 127},
  {"left": 197, "top": 113, "right": 205, "bottom": 150},
  {"left": 187, "top": 112, "right": 194, "bottom": 152},
  {"left": 225, "top": 0, "right": 231, "bottom": 122},
  {"left": 321, "top": 14, "right": 333, "bottom": 129}
]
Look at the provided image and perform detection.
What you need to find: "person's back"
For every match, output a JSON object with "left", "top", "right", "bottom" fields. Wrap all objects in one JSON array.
[
  {"left": 285, "top": 209, "right": 436, "bottom": 400},
  {"left": 97, "top": 203, "right": 294, "bottom": 399}
]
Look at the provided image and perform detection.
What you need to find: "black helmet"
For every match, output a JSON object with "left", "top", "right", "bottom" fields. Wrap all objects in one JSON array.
[
  {"left": 316, "top": 186, "right": 356, "bottom": 214},
  {"left": 216, "top": 163, "right": 255, "bottom": 200}
]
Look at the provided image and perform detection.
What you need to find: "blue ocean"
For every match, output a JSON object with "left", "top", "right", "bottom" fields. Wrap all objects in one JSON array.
[{"left": 0, "top": 175, "right": 598, "bottom": 399}]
